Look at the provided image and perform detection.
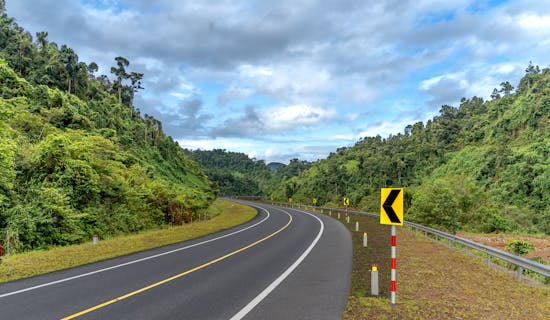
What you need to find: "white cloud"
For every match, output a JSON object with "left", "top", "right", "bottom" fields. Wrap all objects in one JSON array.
[
  {"left": 6, "top": 0, "right": 550, "bottom": 163},
  {"left": 247, "top": 150, "right": 258, "bottom": 160},
  {"left": 330, "top": 134, "right": 355, "bottom": 141},
  {"left": 263, "top": 104, "right": 335, "bottom": 131},
  {"left": 238, "top": 64, "right": 273, "bottom": 77},
  {"left": 177, "top": 138, "right": 256, "bottom": 151},
  {"left": 518, "top": 14, "right": 550, "bottom": 32},
  {"left": 358, "top": 119, "right": 416, "bottom": 139}
]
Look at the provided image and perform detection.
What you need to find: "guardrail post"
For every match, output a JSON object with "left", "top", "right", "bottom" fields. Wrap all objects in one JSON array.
[
  {"left": 517, "top": 266, "right": 523, "bottom": 281},
  {"left": 486, "top": 253, "right": 491, "bottom": 266}
]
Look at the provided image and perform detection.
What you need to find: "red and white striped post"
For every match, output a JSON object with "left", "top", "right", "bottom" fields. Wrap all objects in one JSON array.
[
  {"left": 381, "top": 187, "right": 403, "bottom": 307},
  {"left": 391, "top": 225, "right": 397, "bottom": 306}
]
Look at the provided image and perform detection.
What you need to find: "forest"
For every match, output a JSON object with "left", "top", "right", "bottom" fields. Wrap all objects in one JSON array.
[
  {"left": 1, "top": 1, "right": 548, "bottom": 255},
  {"left": 189, "top": 65, "right": 549, "bottom": 236},
  {"left": 185, "top": 148, "right": 311, "bottom": 198},
  {"left": 268, "top": 65, "right": 550, "bottom": 235},
  {"left": 0, "top": 4, "right": 216, "bottom": 252}
]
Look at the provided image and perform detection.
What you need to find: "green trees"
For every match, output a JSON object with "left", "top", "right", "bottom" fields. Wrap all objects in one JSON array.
[
  {"left": 0, "top": 9, "right": 215, "bottom": 252},
  {"left": 186, "top": 149, "right": 273, "bottom": 196},
  {"left": 274, "top": 66, "right": 550, "bottom": 235}
]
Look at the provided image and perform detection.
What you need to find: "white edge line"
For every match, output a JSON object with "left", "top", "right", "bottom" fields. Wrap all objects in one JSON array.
[
  {"left": 0, "top": 207, "right": 270, "bottom": 299},
  {"left": 229, "top": 208, "right": 324, "bottom": 320}
]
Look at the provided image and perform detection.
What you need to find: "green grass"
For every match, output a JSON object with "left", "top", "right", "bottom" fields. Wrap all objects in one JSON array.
[{"left": 0, "top": 199, "right": 256, "bottom": 283}]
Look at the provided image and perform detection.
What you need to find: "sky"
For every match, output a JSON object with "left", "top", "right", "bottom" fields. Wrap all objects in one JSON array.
[{"left": 6, "top": 0, "right": 550, "bottom": 163}]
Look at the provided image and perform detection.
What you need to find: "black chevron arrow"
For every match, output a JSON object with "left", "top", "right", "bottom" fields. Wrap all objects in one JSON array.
[{"left": 383, "top": 189, "right": 401, "bottom": 223}]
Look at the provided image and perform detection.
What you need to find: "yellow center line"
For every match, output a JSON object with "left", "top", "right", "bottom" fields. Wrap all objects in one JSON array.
[{"left": 61, "top": 210, "right": 292, "bottom": 320}]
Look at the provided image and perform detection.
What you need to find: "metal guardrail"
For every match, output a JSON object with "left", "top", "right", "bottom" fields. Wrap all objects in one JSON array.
[{"left": 271, "top": 201, "right": 550, "bottom": 283}]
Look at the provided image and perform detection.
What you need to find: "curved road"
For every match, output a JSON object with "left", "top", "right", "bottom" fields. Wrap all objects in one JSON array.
[{"left": 0, "top": 202, "right": 351, "bottom": 319}]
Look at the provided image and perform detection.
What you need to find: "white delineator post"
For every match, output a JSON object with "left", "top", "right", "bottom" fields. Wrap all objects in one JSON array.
[{"left": 391, "top": 225, "right": 396, "bottom": 306}]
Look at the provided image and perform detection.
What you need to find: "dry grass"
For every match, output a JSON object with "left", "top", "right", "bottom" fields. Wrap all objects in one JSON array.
[
  {"left": 0, "top": 199, "right": 256, "bottom": 283},
  {"left": 459, "top": 232, "right": 550, "bottom": 262},
  {"left": 322, "top": 211, "right": 550, "bottom": 320}
]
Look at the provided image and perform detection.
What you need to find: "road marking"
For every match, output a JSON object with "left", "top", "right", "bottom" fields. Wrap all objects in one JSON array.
[
  {"left": 0, "top": 208, "right": 271, "bottom": 299},
  {"left": 60, "top": 209, "right": 292, "bottom": 320},
  {"left": 229, "top": 208, "right": 324, "bottom": 320}
]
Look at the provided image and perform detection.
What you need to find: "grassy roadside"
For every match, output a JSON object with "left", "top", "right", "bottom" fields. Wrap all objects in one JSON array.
[
  {"left": 0, "top": 199, "right": 256, "bottom": 283},
  {"left": 314, "top": 210, "right": 549, "bottom": 319}
]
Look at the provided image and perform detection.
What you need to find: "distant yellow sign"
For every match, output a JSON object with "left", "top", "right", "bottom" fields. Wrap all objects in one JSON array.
[
  {"left": 312, "top": 198, "right": 318, "bottom": 205},
  {"left": 288, "top": 198, "right": 293, "bottom": 203},
  {"left": 343, "top": 197, "right": 350, "bottom": 207},
  {"left": 380, "top": 188, "right": 403, "bottom": 226}
]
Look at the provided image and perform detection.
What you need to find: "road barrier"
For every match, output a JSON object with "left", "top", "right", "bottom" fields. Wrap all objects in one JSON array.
[{"left": 271, "top": 201, "right": 550, "bottom": 284}]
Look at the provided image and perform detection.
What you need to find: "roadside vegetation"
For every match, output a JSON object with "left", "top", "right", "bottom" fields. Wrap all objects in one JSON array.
[
  {"left": 0, "top": 4, "right": 216, "bottom": 253},
  {"left": 0, "top": 200, "right": 256, "bottom": 283},
  {"left": 313, "top": 210, "right": 550, "bottom": 319}
]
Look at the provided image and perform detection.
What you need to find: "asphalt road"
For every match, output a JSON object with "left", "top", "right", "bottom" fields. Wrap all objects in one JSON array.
[{"left": 0, "top": 202, "right": 352, "bottom": 319}]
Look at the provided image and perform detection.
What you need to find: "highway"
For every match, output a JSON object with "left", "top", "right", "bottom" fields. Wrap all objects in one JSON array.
[{"left": 0, "top": 202, "right": 352, "bottom": 319}]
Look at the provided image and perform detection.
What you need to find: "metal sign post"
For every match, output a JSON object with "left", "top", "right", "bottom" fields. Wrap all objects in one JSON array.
[
  {"left": 380, "top": 188, "right": 404, "bottom": 307},
  {"left": 391, "top": 225, "right": 396, "bottom": 306}
]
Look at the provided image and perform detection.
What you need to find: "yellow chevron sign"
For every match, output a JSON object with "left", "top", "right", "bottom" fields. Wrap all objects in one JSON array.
[{"left": 380, "top": 188, "right": 404, "bottom": 226}]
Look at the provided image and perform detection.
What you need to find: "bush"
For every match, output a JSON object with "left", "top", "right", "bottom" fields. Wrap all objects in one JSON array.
[
  {"left": 409, "top": 179, "right": 461, "bottom": 234},
  {"left": 505, "top": 240, "right": 534, "bottom": 256}
]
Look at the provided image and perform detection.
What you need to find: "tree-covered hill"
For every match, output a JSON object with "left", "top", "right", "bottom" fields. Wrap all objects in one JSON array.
[
  {"left": 0, "top": 5, "right": 215, "bottom": 252},
  {"left": 273, "top": 65, "right": 550, "bottom": 235},
  {"left": 186, "top": 149, "right": 312, "bottom": 197},
  {"left": 185, "top": 149, "right": 272, "bottom": 196}
]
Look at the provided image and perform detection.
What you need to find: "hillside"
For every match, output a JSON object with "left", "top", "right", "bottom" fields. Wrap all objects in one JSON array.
[
  {"left": 274, "top": 67, "right": 550, "bottom": 235},
  {"left": 186, "top": 149, "right": 312, "bottom": 197},
  {"left": 185, "top": 149, "right": 272, "bottom": 196},
  {"left": 0, "top": 8, "right": 215, "bottom": 252}
]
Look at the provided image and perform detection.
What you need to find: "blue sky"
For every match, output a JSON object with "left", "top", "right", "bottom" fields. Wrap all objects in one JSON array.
[{"left": 6, "top": 0, "right": 550, "bottom": 163}]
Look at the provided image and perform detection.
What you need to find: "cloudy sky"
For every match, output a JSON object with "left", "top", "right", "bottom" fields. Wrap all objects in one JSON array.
[{"left": 6, "top": 0, "right": 550, "bottom": 163}]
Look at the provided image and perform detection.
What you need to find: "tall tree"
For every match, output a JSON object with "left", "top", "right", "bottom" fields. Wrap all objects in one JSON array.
[
  {"left": 35, "top": 31, "right": 48, "bottom": 51},
  {"left": 110, "top": 56, "right": 129, "bottom": 104},
  {"left": 129, "top": 71, "right": 144, "bottom": 105},
  {"left": 499, "top": 81, "right": 514, "bottom": 96},
  {"left": 59, "top": 45, "right": 78, "bottom": 94}
]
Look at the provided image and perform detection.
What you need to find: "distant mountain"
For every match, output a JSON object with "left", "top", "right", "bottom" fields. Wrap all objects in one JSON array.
[
  {"left": 267, "top": 162, "right": 286, "bottom": 172},
  {"left": 185, "top": 149, "right": 273, "bottom": 196}
]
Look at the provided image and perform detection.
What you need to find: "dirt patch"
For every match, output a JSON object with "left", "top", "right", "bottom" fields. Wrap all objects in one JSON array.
[{"left": 458, "top": 232, "right": 550, "bottom": 262}]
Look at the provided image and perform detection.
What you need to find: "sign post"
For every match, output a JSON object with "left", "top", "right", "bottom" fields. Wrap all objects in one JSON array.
[{"left": 380, "top": 188, "right": 404, "bottom": 307}]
